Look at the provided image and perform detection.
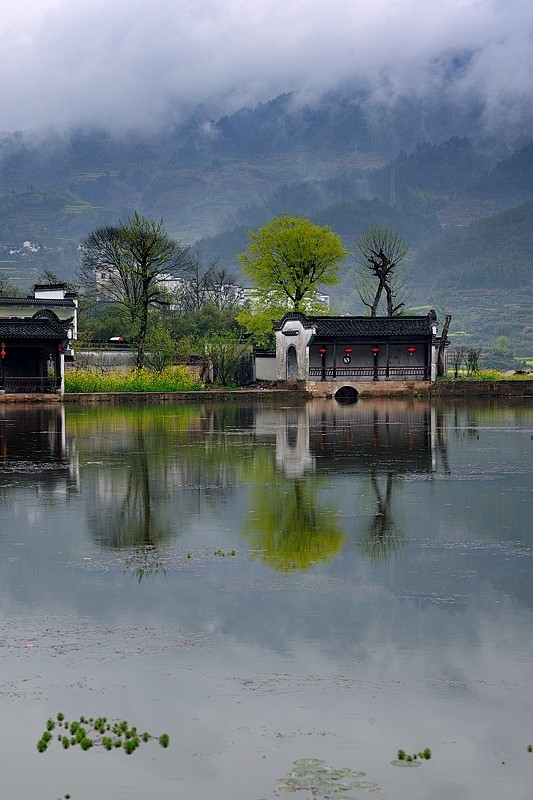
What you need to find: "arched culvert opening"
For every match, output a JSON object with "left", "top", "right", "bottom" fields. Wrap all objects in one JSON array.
[{"left": 334, "top": 385, "right": 359, "bottom": 404}]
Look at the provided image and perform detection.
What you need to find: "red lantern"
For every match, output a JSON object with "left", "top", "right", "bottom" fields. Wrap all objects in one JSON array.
[
  {"left": 407, "top": 346, "right": 416, "bottom": 356},
  {"left": 371, "top": 346, "right": 380, "bottom": 356},
  {"left": 318, "top": 346, "right": 327, "bottom": 356},
  {"left": 0, "top": 342, "right": 5, "bottom": 359},
  {"left": 57, "top": 343, "right": 62, "bottom": 352},
  {"left": 344, "top": 346, "right": 353, "bottom": 355}
]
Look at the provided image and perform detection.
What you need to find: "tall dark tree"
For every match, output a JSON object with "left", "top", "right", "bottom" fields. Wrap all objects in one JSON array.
[
  {"left": 353, "top": 224, "right": 409, "bottom": 316},
  {"left": 78, "top": 212, "right": 192, "bottom": 368}
]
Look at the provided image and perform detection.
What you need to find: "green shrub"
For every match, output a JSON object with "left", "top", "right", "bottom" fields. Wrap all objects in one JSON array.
[{"left": 65, "top": 366, "right": 204, "bottom": 393}]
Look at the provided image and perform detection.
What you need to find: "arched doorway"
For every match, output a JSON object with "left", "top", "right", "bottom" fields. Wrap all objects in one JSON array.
[{"left": 286, "top": 346, "right": 298, "bottom": 381}]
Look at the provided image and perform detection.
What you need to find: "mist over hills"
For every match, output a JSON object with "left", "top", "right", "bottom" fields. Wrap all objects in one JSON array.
[{"left": 0, "top": 86, "right": 531, "bottom": 353}]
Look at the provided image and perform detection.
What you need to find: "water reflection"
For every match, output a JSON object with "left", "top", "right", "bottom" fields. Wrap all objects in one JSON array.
[
  {"left": 271, "top": 400, "right": 442, "bottom": 477},
  {"left": 260, "top": 399, "right": 447, "bottom": 563},
  {"left": 358, "top": 471, "right": 407, "bottom": 560},
  {"left": 86, "top": 420, "right": 174, "bottom": 550},
  {"left": 0, "top": 400, "right": 452, "bottom": 570},
  {"left": 241, "top": 449, "right": 345, "bottom": 571},
  {"left": 0, "top": 405, "right": 79, "bottom": 499},
  {"left": 0, "top": 399, "right": 532, "bottom": 800}
]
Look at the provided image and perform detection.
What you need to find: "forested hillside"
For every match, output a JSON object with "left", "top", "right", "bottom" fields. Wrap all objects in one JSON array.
[{"left": 0, "top": 88, "right": 531, "bottom": 354}]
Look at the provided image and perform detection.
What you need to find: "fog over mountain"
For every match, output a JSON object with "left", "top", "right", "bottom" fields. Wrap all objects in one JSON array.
[{"left": 1, "top": 0, "right": 532, "bottom": 136}]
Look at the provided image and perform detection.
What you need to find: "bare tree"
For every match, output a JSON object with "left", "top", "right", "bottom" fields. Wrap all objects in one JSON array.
[
  {"left": 449, "top": 346, "right": 466, "bottom": 378},
  {"left": 465, "top": 347, "right": 481, "bottom": 376},
  {"left": 78, "top": 212, "right": 192, "bottom": 368},
  {"left": 170, "top": 254, "right": 240, "bottom": 313},
  {"left": 353, "top": 224, "right": 409, "bottom": 316}
]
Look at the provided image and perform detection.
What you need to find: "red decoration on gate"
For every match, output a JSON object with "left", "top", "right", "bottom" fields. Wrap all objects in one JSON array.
[
  {"left": 0, "top": 342, "right": 5, "bottom": 359},
  {"left": 318, "top": 346, "right": 327, "bottom": 356},
  {"left": 407, "top": 346, "right": 416, "bottom": 356},
  {"left": 343, "top": 347, "right": 353, "bottom": 355},
  {"left": 371, "top": 346, "right": 380, "bottom": 356}
]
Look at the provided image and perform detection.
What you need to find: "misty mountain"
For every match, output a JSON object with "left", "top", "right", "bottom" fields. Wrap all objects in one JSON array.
[{"left": 0, "top": 89, "right": 531, "bottom": 316}]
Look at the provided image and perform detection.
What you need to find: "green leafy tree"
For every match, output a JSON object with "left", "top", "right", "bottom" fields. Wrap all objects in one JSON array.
[
  {"left": 144, "top": 318, "right": 179, "bottom": 372},
  {"left": 237, "top": 292, "right": 330, "bottom": 349},
  {"left": 200, "top": 332, "right": 250, "bottom": 386},
  {"left": 238, "top": 215, "right": 346, "bottom": 311},
  {"left": 78, "top": 212, "right": 192, "bottom": 368},
  {"left": 0, "top": 276, "right": 21, "bottom": 297},
  {"left": 353, "top": 223, "right": 409, "bottom": 316}
]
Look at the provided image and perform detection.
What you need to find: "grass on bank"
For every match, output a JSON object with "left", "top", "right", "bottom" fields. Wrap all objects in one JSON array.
[
  {"left": 441, "top": 369, "right": 533, "bottom": 381},
  {"left": 65, "top": 366, "right": 204, "bottom": 393}
]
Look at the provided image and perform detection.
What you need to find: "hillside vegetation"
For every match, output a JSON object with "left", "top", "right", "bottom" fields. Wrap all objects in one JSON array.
[{"left": 0, "top": 89, "right": 532, "bottom": 354}]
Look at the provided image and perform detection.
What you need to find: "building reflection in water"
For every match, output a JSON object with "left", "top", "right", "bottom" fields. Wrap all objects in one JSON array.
[
  {"left": 255, "top": 399, "right": 450, "bottom": 563},
  {"left": 0, "top": 405, "right": 79, "bottom": 499}
]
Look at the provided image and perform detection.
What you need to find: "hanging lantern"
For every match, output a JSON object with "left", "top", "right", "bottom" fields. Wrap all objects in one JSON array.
[
  {"left": 57, "top": 343, "right": 63, "bottom": 352},
  {"left": 318, "top": 346, "right": 327, "bottom": 356},
  {"left": 343, "top": 346, "right": 353, "bottom": 355},
  {"left": 407, "top": 346, "right": 416, "bottom": 356},
  {"left": 0, "top": 342, "right": 5, "bottom": 359},
  {"left": 371, "top": 346, "right": 380, "bottom": 356}
]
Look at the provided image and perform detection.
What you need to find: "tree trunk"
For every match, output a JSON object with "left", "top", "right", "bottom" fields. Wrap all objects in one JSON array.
[
  {"left": 437, "top": 314, "right": 452, "bottom": 377},
  {"left": 136, "top": 293, "right": 149, "bottom": 369}
]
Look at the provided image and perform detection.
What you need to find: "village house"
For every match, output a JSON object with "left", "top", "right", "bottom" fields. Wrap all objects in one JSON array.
[
  {"left": 274, "top": 310, "right": 441, "bottom": 398},
  {"left": 0, "top": 284, "right": 77, "bottom": 394}
]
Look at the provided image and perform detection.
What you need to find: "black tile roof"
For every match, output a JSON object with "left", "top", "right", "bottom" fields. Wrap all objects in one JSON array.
[
  {"left": 0, "top": 297, "right": 76, "bottom": 309},
  {"left": 274, "top": 312, "right": 435, "bottom": 337},
  {"left": 0, "top": 319, "right": 68, "bottom": 340}
]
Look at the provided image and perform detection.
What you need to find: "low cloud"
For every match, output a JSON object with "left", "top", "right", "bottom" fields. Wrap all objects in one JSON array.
[{"left": 0, "top": 0, "right": 531, "bottom": 134}]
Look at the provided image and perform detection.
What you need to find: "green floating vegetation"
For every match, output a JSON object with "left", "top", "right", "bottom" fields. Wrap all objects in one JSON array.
[
  {"left": 527, "top": 744, "right": 533, "bottom": 753},
  {"left": 213, "top": 549, "right": 237, "bottom": 557},
  {"left": 36, "top": 713, "right": 169, "bottom": 756},
  {"left": 278, "top": 758, "right": 379, "bottom": 796},
  {"left": 393, "top": 747, "right": 431, "bottom": 767}
]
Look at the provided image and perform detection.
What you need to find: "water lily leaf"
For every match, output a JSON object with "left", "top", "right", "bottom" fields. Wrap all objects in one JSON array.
[
  {"left": 336, "top": 769, "right": 366, "bottom": 778},
  {"left": 294, "top": 758, "right": 325, "bottom": 767}
]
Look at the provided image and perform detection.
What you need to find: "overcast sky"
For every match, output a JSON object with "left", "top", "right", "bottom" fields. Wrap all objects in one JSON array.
[{"left": 0, "top": 0, "right": 531, "bottom": 134}]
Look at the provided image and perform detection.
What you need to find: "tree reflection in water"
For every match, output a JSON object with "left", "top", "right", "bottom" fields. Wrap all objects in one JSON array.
[
  {"left": 91, "top": 424, "right": 173, "bottom": 552},
  {"left": 241, "top": 451, "right": 345, "bottom": 572},
  {"left": 358, "top": 470, "right": 407, "bottom": 561}
]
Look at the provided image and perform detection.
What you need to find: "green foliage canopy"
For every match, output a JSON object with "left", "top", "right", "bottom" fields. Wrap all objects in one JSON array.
[{"left": 238, "top": 214, "right": 346, "bottom": 311}]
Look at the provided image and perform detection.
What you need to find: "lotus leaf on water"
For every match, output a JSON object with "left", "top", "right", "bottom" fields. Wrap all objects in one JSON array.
[
  {"left": 293, "top": 758, "right": 326, "bottom": 767},
  {"left": 278, "top": 759, "right": 380, "bottom": 797}
]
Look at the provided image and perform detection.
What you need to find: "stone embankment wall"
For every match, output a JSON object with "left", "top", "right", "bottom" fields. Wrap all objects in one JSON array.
[
  {"left": 305, "top": 379, "right": 533, "bottom": 399},
  {"left": 0, "top": 381, "right": 531, "bottom": 404}
]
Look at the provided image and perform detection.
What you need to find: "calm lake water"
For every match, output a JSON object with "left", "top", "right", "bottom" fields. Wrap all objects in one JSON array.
[{"left": 0, "top": 397, "right": 532, "bottom": 800}]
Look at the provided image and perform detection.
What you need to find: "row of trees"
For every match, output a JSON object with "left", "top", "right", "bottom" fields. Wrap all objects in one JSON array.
[{"left": 77, "top": 212, "right": 413, "bottom": 370}]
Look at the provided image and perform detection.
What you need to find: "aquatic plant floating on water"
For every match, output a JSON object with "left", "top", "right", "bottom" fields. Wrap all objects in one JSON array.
[
  {"left": 392, "top": 747, "right": 431, "bottom": 767},
  {"left": 36, "top": 714, "right": 169, "bottom": 756},
  {"left": 277, "top": 758, "right": 380, "bottom": 796}
]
